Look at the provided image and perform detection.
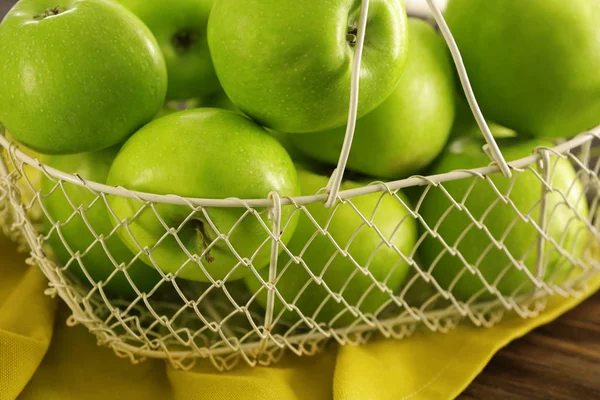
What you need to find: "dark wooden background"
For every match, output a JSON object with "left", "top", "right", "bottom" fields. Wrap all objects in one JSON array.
[
  {"left": 461, "top": 292, "right": 600, "bottom": 399},
  {"left": 0, "top": 0, "right": 10, "bottom": 18},
  {"left": 1, "top": 1, "right": 599, "bottom": 398}
]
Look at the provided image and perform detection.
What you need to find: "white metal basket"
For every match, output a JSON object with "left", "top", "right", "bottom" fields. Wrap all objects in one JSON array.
[{"left": 1, "top": 0, "right": 599, "bottom": 371}]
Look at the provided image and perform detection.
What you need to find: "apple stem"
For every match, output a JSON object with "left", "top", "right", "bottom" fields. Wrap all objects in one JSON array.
[
  {"left": 346, "top": 28, "right": 358, "bottom": 46},
  {"left": 34, "top": 7, "right": 64, "bottom": 20},
  {"left": 173, "top": 31, "right": 199, "bottom": 53},
  {"left": 194, "top": 220, "right": 215, "bottom": 263}
]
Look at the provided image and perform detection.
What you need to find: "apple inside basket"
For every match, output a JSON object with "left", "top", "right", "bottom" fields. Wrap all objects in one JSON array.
[{"left": 0, "top": 0, "right": 599, "bottom": 369}]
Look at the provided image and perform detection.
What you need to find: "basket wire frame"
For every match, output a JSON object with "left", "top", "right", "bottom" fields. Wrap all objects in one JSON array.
[{"left": 0, "top": 1, "right": 599, "bottom": 371}]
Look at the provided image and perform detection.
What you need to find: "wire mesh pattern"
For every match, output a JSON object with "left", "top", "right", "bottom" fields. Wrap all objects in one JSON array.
[
  {"left": 1, "top": 0, "right": 599, "bottom": 372},
  {"left": 1, "top": 129, "right": 600, "bottom": 371}
]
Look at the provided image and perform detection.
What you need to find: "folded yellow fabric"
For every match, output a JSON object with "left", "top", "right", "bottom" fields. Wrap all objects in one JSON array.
[
  {"left": 0, "top": 235, "right": 57, "bottom": 400},
  {"left": 0, "top": 235, "right": 598, "bottom": 400}
]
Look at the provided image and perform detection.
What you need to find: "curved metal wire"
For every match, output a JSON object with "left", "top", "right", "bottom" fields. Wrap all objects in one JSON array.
[
  {"left": 1, "top": 0, "right": 599, "bottom": 371},
  {"left": 325, "top": 0, "right": 511, "bottom": 210},
  {"left": 1, "top": 129, "right": 599, "bottom": 371},
  {"left": 1, "top": 128, "right": 598, "bottom": 210},
  {"left": 324, "top": 0, "right": 370, "bottom": 208},
  {"left": 425, "top": 0, "right": 511, "bottom": 178}
]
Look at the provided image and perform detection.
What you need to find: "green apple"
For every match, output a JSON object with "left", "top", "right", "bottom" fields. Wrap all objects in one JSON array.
[
  {"left": 41, "top": 148, "right": 162, "bottom": 297},
  {"left": 153, "top": 98, "right": 202, "bottom": 120},
  {"left": 449, "top": 96, "right": 517, "bottom": 140},
  {"left": 202, "top": 91, "right": 237, "bottom": 113},
  {"left": 245, "top": 165, "right": 418, "bottom": 326},
  {"left": 154, "top": 94, "right": 235, "bottom": 120},
  {"left": 445, "top": 0, "right": 600, "bottom": 138},
  {"left": 118, "top": 0, "right": 220, "bottom": 101},
  {"left": 290, "top": 18, "right": 456, "bottom": 179},
  {"left": 0, "top": 0, "right": 167, "bottom": 155},
  {"left": 266, "top": 129, "right": 309, "bottom": 165},
  {"left": 154, "top": 104, "right": 183, "bottom": 120},
  {"left": 0, "top": 139, "right": 44, "bottom": 236},
  {"left": 107, "top": 109, "right": 301, "bottom": 282},
  {"left": 191, "top": 92, "right": 300, "bottom": 165},
  {"left": 207, "top": 0, "right": 409, "bottom": 133},
  {"left": 419, "top": 138, "right": 590, "bottom": 301}
]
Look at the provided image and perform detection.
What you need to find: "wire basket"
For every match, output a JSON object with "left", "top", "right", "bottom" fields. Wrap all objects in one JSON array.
[{"left": 1, "top": 0, "right": 600, "bottom": 371}]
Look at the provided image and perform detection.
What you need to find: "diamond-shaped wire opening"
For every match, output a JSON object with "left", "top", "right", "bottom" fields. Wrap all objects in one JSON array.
[
  {"left": 415, "top": 155, "right": 594, "bottom": 312},
  {"left": 1, "top": 132, "right": 600, "bottom": 370},
  {"left": 244, "top": 189, "right": 419, "bottom": 336}
]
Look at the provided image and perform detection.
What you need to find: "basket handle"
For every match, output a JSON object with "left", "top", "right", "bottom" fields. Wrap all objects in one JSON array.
[
  {"left": 324, "top": 0, "right": 371, "bottom": 208},
  {"left": 325, "top": 0, "right": 511, "bottom": 208},
  {"left": 425, "top": 0, "right": 511, "bottom": 177}
]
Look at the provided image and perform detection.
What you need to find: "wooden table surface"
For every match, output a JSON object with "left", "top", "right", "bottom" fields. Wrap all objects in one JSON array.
[
  {"left": 1, "top": 1, "right": 599, "bottom": 398},
  {"left": 460, "top": 291, "right": 600, "bottom": 399}
]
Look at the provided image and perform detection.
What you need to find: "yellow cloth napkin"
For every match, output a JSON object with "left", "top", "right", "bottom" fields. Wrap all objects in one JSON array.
[{"left": 1, "top": 234, "right": 598, "bottom": 400}]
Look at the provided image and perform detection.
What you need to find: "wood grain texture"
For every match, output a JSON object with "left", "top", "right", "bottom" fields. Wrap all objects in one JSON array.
[
  {"left": 460, "top": 292, "right": 600, "bottom": 400},
  {"left": 0, "top": 0, "right": 599, "bottom": 398}
]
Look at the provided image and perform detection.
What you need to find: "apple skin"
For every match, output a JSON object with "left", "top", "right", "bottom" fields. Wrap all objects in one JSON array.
[
  {"left": 0, "top": 0, "right": 167, "bottom": 155},
  {"left": 118, "top": 0, "right": 220, "bottom": 101},
  {"left": 419, "top": 138, "right": 589, "bottom": 301},
  {"left": 154, "top": 104, "right": 187, "bottom": 120},
  {"left": 445, "top": 0, "right": 600, "bottom": 138},
  {"left": 245, "top": 165, "right": 417, "bottom": 326},
  {"left": 202, "top": 90, "right": 238, "bottom": 113},
  {"left": 153, "top": 92, "right": 237, "bottom": 120},
  {"left": 449, "top": 96, "right": 517, "bottom": 140},
  {"left": 290, "top": 18, "right": 456, "bottom": 179},
  {"left": 107, "top": 109, "right": 301, "bottom": 282},
  {"left": 207, "top": 0, "right": 409, "bottom": 133},
  {"left": 41, "top": 148, "right": 163, "bottom": 297}
]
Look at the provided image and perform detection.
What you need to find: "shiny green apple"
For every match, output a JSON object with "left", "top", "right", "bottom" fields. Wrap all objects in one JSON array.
[
  {"left": 245, "top": 165, "right": 417, "bottom": 326},
  {"left": 445, "top": 0, "right": 600, "bottom": 138},
  {"left": 419, "top": 138, "right": 590, "bottom": 301},
  {"left": 0, "top": 0, "right": 167, "bottom": 154},
  {"left": 449, "top": 96, "right": 517, "bottom": 140},
  {"left": 107, "top": 109, "right": 300, "bottom": 282},
  {"left": 153, "top": 99, "right": 200, "bottom": 120},
  {"left": 202, "top": 90, "right": 237, "bottom": 112},
  {"left": 207, "top": 0, "right": 409, "bottom": 133},
  {"left": 41, "top": 148, "right": 162, "bottom": 297},
  {"left": 291, "top": 18, "right": 456, "bottom": 179},
  {"left": 153, "top": 93, "right": 235, "bottom": 120},
  {"left": 118, "top": 0, "right": 220, "bottom": 101}
]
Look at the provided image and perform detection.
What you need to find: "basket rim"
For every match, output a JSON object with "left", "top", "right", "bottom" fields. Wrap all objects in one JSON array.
[{"left": 1, "top": 127, "right": 599, "bottom": 209}]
